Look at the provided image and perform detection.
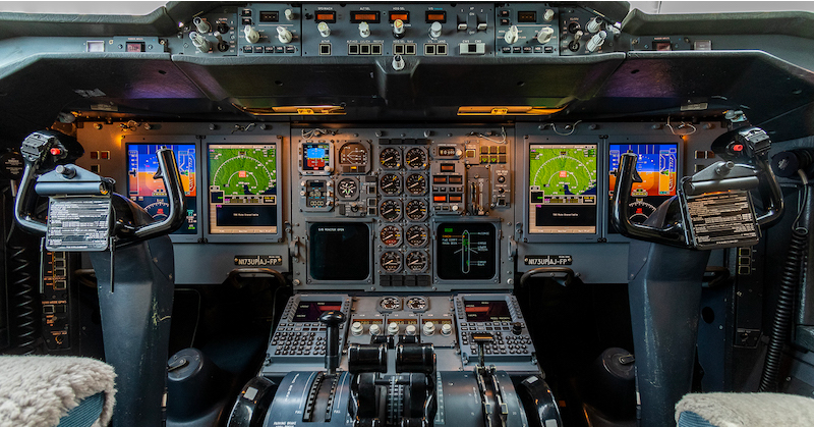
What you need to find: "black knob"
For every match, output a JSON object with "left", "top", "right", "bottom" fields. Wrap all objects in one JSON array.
[
  {"left": 512, "top": 322, "right": 523, "bottom": 335},
  {"left": 319, "top": 311, "right": 346, "bottom": 374}
]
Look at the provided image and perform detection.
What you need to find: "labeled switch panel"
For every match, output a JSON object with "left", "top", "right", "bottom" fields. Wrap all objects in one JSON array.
[
  {"left": 495, "top": 4, "right": 559, "bottom": 55},
  {"left": 238, "top": 4, "right": 302, "bottom": 55},
  {"left": 300, "top": 3, "right": 495, "bottom": 57},
  {"left": 41, "top": 252, "right": 72, "bottom": 351}
]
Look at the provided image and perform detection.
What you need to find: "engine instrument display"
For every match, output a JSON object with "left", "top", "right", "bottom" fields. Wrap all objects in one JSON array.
[
  {"left": 528, "top": 144, "right": 598, "bottom": 234},
  {"left": 380, "top": 173, "right": 401, "bottom": 195},
  {"left": 380, "top": 147, "right": 401, "bottom": 169},
  {"left": 609, "top": 143, "right": 678, "bottom": 227},
  {"left": 406, "top": 225, "right": 428, "bottom": 247},
  {"left": 436, "top": 222, "right": 496, "bottom": 280},
  {"left": 337, "top": 178, "right": 359, "bottom": 200},
  {"left": 463, "top": 300, "right": 512, "bottom": 322},
  {"left": 380, "top": 251, "right": 402, "bottom": 273},
  {"left": 380, "top": 225, "right": 402, "bottom": 247},
  {"left": 405, "top": 148, "right": 427, "bottom": 169},
  {"left": 309, "top": 223, "right": 370, "bottom": 281},
  {"left": 405, "top": 174, "right": 427, "bottom": 195},
  {"left": 293, "top": 301, "right": 343, "bottom": 322},
  {"left": 208, "top": 144, "right": 278, "bottom": 234},
  {"left": 406, "top": 251, "right": 428, "bottom": 272},
  {"left": 380, "top": 200, "right": 402, "bottom": 221},
  {"left": 127, "top": 143, "right": 197, "bottom": 234}
]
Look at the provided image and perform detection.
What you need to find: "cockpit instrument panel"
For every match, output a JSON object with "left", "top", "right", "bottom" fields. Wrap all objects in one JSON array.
[
  {"left": 207, "top": 144, "right": 279, "bottom": 234},
  {"left": 127, "top": 143, "right": 198, "bottom": 235},
  {"left": 528, "top": 144, "right": 598, "bottom": 234},
  {"left": 608, "top": 143, "right": 678, "bottom": 228}
]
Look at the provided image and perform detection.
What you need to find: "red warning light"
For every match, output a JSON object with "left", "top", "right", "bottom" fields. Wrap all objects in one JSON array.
[
  {"left": 50, "top": 148, "right": 62, "bottom": 155},
  {"left": 732, "top": 144, "right": 744, "bottom": 152}
]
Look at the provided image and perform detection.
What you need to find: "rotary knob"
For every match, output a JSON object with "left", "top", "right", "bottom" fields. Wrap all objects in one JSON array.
[
  {"left": 369, "top": 324, "right": 381, "bottom": 335},
  {"left": 318, "top": 21, "right": 331, "bottom": 37},
  {"left": 422, "top": 321, "right": 435, "bottom": 336},
  {"left": 388, "top": 322, "right": 399, "bottom": 335},
  {"left": 277, "top": 26, "right": 292, "bottom": 44},
  {"left": 359, "top": 21, "right": 371, "bottom": 38},
  {"left": 351, "top": 321, "right": 364, "bottom": 336},
  {"left": 429, "top": 21, "right": 442, "bottom": 38},
  {"left": 441, "top": 324, "right": 453, "bottom": 336},
  {"left": 504, "top": 25, "right": 519, "bottom": 44},
  {"left": 244, "top": 25, "right": 260, "bottom": 44},
  {"left": 405, "top": 325, "right": 417, "bottom": 336}
]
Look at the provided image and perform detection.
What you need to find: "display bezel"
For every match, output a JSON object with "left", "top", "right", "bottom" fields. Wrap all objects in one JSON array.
[
  {"left": 203, "top": 136, "right": 284, "bottom": 243},
  {"left": 124, "top": 136, "right": 202, "bottom": 243},
  {"left": 605, "top": 138, "right": 683, "bottom": 242},
  {"left": 306, "top": 220, "right": 374, "bottom": 284},
  {"left": 431, "top": 219, "right": 501, "bottom": 284},
  {"left": 522, "top": 140, "right": 604, "bottom": 242},
  {"left": 298, "top": 141, "right": 334, "bottom": 176}
]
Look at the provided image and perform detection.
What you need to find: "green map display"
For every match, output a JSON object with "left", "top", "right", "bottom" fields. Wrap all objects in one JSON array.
[
  {"left": 529, "top": 145, "right": 597, "bottom": 196},
  {"left": 208, "top": 145, "right": 277, "bottom": 196}
]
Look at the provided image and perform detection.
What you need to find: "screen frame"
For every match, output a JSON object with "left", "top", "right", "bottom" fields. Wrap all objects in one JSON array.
[
  {"left": 431, "top": 218, "right": 501, "bottom": 285},
  {"left": 521, "top": 137, "right": 605, "bottom": 242},
  {"left": 604, "top": 137, "right": 684, "bottom": 243},
  {"left": 305, "top": 220, "right": 374, "bottom": 285},
  {"left": 203, "top": 135, "right": 285, "bottom": 243},
  {"left": 124, "top": 136, "right": 202, "bottom": 244}
]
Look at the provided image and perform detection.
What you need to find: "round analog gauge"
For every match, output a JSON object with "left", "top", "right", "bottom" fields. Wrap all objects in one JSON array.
[
  {"left": 406, "top": 225, "right": 428, "bottom": 247},
  {"left": 380, "top": 253, "right": 402, "bottom": 273},
  {"left": 405, "top": 200, "right": 428, "bottom": 221},
  {"left": 406, "top": 296, "right": 427, "bottom": 311},
  {"left": 629, "top": 200, "right": 658, "bottom": 224},
  {"left": 379, "top": 148, "right": 401, "bottom": 169},
  {"left": 379, "top": 173, "right": 402, "bottom": 196},
  {"left": 339, "top": 142, "right": 368, "bottom": 166},
  {"left": 405, "top": 148, "right": 427, "bottom": 170},
  {"left": 337, "top": 178, "right": 359, "bottom": 200},
  {"left": 145, "top": 201, "right": 170, "bottom": 220},
  {"left": 380, "top": 225, "right": 402, "bottom": 247},
  {"left": 405, "top": 251, "right": 428, "bottom": 273},
  {"left": 380, "top": 200, "right": 402, "bottom": 222},
  {"left": 379, "top": 296, "right": 402, "bottom": 311},
  {"left": 405, "top": 174, "right": 427, "bottom": 196}
]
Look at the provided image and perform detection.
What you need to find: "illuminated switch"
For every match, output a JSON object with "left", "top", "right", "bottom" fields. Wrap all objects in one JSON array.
[{"left": 126, "top": 42, "right": 145, "bottom": 52}]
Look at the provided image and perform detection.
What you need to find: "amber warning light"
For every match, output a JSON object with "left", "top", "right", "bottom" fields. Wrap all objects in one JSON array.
[
  {"left": 316, "top": 11, "right": 336, "bottom": 23},
  {"left": 350, "top": 11, "right": 381, "bottom": 23},
  {"left": 389, "top": 12, "right": 410, "bottom": 23}
]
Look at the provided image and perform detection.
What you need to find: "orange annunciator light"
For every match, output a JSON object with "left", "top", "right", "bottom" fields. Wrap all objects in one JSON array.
[
  {"left": 389, "top": 12, "right": 409, "bottom": 23},
  {"left": 457, "top": 106, "right": 566, "bottom": 116},
  {"left": 316, "top": 11, "right": 336, "bottom": 22}
]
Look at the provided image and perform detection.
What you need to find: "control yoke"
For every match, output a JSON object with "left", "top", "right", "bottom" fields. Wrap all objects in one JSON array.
[
  {"left": 14, "top": 130, "right": 186, "bottom": 243},
  {"left": 611, "top": 126, "right": 784, "bottom": 249}
]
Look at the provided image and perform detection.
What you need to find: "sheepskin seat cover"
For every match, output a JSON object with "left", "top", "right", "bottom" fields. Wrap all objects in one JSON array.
[{"left": 676, "top": 392, "right": 814, "bottom": 427}]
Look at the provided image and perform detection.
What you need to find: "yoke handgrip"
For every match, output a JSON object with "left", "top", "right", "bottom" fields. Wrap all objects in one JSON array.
[
  {"left": 610, "top": 153, "right": 685, "bottom": 246},
  {"left": 14, "top": 165, "right": 47, "bottom": 235},
  {"left": 132, "top": 148, "right": 187, "bottom": 241}
]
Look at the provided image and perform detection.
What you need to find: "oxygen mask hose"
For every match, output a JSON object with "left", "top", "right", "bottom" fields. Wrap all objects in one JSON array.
[{"left": 758, "top": 170, "right": 809, "bottom": 392}]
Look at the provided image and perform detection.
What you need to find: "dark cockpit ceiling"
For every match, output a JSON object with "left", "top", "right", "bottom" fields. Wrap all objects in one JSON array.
[{"left": 0, "top": 2, "right": 813, "bottom": 147}]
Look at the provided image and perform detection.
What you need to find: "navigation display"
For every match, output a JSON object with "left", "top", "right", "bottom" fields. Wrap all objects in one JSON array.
[
  {"left": 528, "top": 144, "right": 598, "bottom": 234},
  {"left": 609, "top": 143, "right": 678, "bottom": 228},
  {"left": 309, "top": 223, "right": 370, "bottom": 281},
  {"left": 463, "top": 300, "right": 512, "bottom": 322},
  {"left": 127, "top": 144, "right": 197, "bottom": 234},
  {"left": 436, "top": 222, "right": 496, "bottom": 280},
  {"left": 293, "top": 301, "right": 343, "bottom": 322},
  {"left": 208, "top": 144, "right": 278, "bottom": 234}
]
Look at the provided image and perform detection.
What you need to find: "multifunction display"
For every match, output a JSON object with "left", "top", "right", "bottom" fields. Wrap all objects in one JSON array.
[
  {"left": 293, "top": 301, "right": 344, "bottom": 322},
  {"left": 436, "top": 222, "right": 496, "bottom": 280},
  {"left": 127, "top": 143, "right": 198, "bottom": 234},
  {"left": 609, "top": 143, "right": 678, "bottom": 227},
  {"left": 463, "top": 300, "right": 512, "bottom": 322},
  {"left": 309, "top": 223, "right": 370, "bottom": 281},
  {"left": 529, "top": 144, "right": 598, "bottom": 233},
  {"left": 208, "top": 144, "right": 278, "bottom": 234}
]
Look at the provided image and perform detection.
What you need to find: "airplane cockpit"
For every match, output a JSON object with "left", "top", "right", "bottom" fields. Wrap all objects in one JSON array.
[{"left": 1, "top": 1, "right": 814, "bottom": 427}]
